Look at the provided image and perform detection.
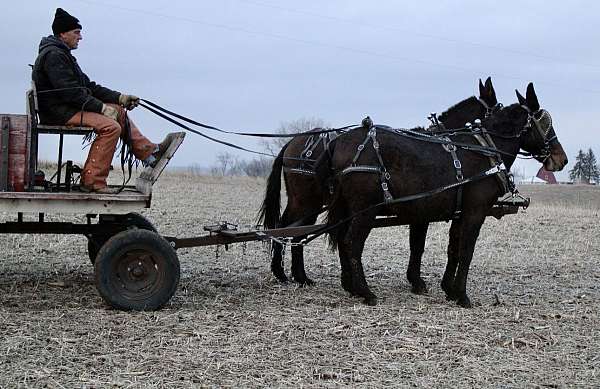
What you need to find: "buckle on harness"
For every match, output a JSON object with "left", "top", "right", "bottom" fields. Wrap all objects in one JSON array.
[
  {"left": 443, "top": 143, "right": 457, "bottom": 152},
  {"left": 305, "top": 150, "right": 312, "bottom": 157},
  {"left": 454, "top": 160, "right": 462, "bottom": 169}
]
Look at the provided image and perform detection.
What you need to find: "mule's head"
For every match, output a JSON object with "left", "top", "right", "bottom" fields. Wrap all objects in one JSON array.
[
  {"left": 439, "top": 76, "right": 500, "bottom": 129},
  {"left": 516, "top": 83, "right": 568, "bottom": 172}
]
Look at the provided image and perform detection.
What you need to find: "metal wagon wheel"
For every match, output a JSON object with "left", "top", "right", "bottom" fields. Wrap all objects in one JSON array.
[
  {"left": 94, "top": 229, "right": 180, "bottom": 311},
  {"left": 87, "top": 212, "right": 157, "bottom": 264}
]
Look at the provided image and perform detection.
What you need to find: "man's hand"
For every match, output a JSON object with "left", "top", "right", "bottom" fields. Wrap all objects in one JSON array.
[
  {"left": 101, "top": 104, "right": 119, "bottom": 121},
  {"left": 119, "top": 94, "right": 140, "bottom": 110}
]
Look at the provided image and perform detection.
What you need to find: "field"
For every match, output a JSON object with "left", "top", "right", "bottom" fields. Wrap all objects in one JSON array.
[{"left": 0, "top": 174, "right": 599, "bottom": 388}]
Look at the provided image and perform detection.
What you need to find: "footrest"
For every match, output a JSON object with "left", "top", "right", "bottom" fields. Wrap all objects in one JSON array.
[
  {"left": 495, "top": 197, "right": 530, "bottom": 208},
  {"left": 488, "top": 204, "right": 520, "bottom": 219},
  {"left": 135, "top": 132, "right": 186, "bottom": 195}
]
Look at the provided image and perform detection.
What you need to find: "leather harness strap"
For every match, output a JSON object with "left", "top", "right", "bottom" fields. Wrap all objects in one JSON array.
[
  {"left": 441, "top": 138, "right": 464, "bottom": 218},
  {"left": 337, "top": 124, "right": 511, "bottom": 218},
  {"left": 341, "top": 126, "right": 394, "bottom": 203},
  {"left": 283, "top": 131, "right": 340, "bottom": 177}
]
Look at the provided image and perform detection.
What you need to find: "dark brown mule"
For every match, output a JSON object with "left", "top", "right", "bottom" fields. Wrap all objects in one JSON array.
[
  {"left": 258, "top": 78, "right": 500, "bottom": 286},
  {"left": 326, "top": 83, "right": 567, "bottom": 306}
]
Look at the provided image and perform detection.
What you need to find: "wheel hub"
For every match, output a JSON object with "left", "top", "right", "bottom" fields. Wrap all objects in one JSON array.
[{"left": 114, "top": 250, "right": 163, "bottom": 299}]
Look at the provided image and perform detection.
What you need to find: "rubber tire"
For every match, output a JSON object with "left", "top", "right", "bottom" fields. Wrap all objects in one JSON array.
[
  {"left": 87, "top": 213, "right": 157, "bottom": 264},
  {"left": 94, "top": 229, "right": 180, "bottom": 311}
]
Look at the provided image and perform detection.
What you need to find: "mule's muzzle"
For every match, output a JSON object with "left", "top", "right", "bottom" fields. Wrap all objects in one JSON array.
[{"left": 544, "top": 142, "right": 568, "bottom": 172}]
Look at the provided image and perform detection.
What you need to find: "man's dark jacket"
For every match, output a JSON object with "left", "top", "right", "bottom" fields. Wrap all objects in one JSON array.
[{"left": 32, "top": 35, "right": 121, "bottom": 125}]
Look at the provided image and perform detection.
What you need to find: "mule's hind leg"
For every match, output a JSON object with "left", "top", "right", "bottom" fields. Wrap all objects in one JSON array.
[
  {"left": 290, "top": 240, "right": 314, "bottom": 286},
  {"left": 452, "top": 216, "right": 485, "bottom": 308},
  {"left": 270, "top": 208, "right": 291, "bottom": 282},
  {"left": 407, "top": 223, "right": 429, "bottom": 294},
  {"left": 441, "top": 219, "right": 461, "bottom": 299},
  {"left": 336, "top": 223, "right": 354, "bottom": 294},
  {"left": 290, "top": 214, "right": 319, "bottom": 286},
  {"left": 344, "top": 212, "right": 378, "bottom": 306}
]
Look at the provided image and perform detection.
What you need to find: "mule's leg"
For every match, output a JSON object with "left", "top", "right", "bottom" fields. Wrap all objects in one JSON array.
[
  {"left": 290, "top": 214, "right": 319, "bottom": 286},
  {"left": 441, "top": 219, "right": 461, "bottom": 299},
  {"left": 345, "top": 213, "right": 378, "bottom": 306},
  {"left": 290, "top": 240, "right": 314, "bottom": 286},
  {"left": 336, "top": 222, "right": 354, "bottom": 294},
  {"left": 407, "top": 223, "right": 429, "bottom": 294},
  {"left": 451, "top": 216, "right": 485, "bottom": 308},
  {"left": 270, "top": 208, "right": 291, "bottom": 283}
]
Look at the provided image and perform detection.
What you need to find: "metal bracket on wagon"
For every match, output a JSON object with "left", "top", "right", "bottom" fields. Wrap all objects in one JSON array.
[{"left": 135, "top": 132, "right": 186, "bottom": 195}]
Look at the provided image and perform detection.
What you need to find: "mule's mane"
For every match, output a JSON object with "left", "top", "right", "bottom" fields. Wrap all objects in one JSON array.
[{"left": 438, "top": 96, "right": 478, "bottom": 122}]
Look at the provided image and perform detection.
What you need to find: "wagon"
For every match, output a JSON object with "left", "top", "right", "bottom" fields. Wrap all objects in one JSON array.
[{"left": 0, "top": 87, "right": 529, "bottom": 311}]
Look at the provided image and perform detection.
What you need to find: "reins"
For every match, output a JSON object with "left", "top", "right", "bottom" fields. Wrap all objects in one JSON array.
[
  {"left": 140, "top": 99, "right": 357, "bottom": 138},
  {"left": 138, "top": 99, "right": 359, "bottom": 159}
]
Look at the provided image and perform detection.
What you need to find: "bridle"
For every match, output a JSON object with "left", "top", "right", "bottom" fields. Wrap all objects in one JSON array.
[
  {"left": 519, "top": 105, "right": 557, "bottom": 161},
  {"left": 478, "top": 97, "right": 503, "bottom": 118}
]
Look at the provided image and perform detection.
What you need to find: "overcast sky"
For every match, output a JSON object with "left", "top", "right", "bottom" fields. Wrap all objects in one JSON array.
[{"left": 1, "top": 0, "right": 599, "bottom": 179}]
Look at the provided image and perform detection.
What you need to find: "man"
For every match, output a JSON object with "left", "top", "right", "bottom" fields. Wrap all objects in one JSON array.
[{"left": 32, "top": 8, "right": 177, "bottom": 194}]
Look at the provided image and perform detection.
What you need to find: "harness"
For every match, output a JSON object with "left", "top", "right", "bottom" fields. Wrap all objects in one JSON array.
[
  {"left": 337, "top": 120, "right": 510, "bottom": 219},
  {"left": 339, "top": 125, "right": 394, "bottom": 202},
  {"left": 283, "top": 131, "right": 339, "bottom": 176}
]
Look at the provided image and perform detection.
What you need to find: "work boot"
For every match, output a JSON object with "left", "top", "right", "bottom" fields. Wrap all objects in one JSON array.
[
  {"left": 79, "top": 185, "right": 120, "bottom": 194},
  {"left": 146, "top": 132, "right": 179, "bottom": 168}
]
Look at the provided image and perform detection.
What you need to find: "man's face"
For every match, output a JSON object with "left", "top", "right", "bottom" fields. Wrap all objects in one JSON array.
[{"left": 59, "top": 29, "right": 82, "bottom": 49}]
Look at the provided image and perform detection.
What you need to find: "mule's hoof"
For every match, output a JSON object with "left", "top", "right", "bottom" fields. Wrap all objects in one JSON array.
[
  {"left": 443, "top": 285, "right": 459, "bottom": 301},
  {"left": 457, "top": 295, "right": 472, "bottom": 308},
  {"left": 363, "top": 295, "right": 378, "bottom": 306},
  {"left": 297, "top": 277, "right": 315, "bottom": 287},
  {"left": 273, "top": 273, "right": 289, "bottom": 283},
  {"left": 410, "top": 281, "right": 428, "bottom": 295},
  {"left": 341, "top": 276, "right": 353, "bottom": 293}
]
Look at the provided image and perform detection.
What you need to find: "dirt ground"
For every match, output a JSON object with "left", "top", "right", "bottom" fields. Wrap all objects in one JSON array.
[{"left": 0, "top": 174, "right": 598, "bottom": 388}]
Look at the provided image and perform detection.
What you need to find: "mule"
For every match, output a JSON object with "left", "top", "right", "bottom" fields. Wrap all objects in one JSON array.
[
  {"left": 259, "top": 78, "right": 500, "bottom": 287},
  {"left": 326, "top": 82, "right": 567, "bottom": 306}
]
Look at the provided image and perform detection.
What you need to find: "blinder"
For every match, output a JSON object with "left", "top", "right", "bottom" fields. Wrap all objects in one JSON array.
[{"left": 520, "top": 106, "right": 556, "bottom": 159}]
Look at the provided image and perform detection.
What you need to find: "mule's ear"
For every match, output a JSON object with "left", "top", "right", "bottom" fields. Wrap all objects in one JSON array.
[
  {"left": 485, "top": 77, "right": 497, "bottom": 105},
  {"left": 478, "top": 79, "right": 486, "bottom": 97},
  {"left": 525, "top": 82, "right": 540, "bottom": 111},
  {"left": 516, "top": 89, "right": 527, "bottom": 106}
]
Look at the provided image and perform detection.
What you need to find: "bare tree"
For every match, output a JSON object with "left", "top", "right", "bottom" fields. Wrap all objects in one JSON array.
[
  {"left": 212, "top": 152, "right": 237, "bottom": 176},
  {"left": 261, "top": 117, "right": 328, "bottom": 155},
  {"left": 243, "top": 157, "right": 273, "bottom": 177}
]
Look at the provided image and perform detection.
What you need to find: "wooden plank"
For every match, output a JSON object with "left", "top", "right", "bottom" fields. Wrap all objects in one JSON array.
[
  {"left": 0, "top": 116, "right": 9, "bottom": 191},
  {"left": 0, "top": 189, "right": 150, "bottom": 214},
  {"left": 36, "top": 125, "right": 94, "bottom": 135},
  {"left": 136, "top": 132, "right": 186, "bottom": 195}
]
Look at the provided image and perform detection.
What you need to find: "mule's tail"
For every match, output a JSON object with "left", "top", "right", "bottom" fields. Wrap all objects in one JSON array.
[{"left": 257, "top": 144, "right": 288, "bottom": 229}]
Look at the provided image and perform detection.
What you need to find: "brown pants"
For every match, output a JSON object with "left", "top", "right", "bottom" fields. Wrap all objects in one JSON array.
[{"left": 66, "top": 104, "right": 156, "bottom": 190}]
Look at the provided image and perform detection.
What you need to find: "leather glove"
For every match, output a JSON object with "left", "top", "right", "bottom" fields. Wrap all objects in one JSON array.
[
  {"left": 119, "top": 94, "right": 140, "bottom": 110},
  {"left": 101, "top": 104, "right": 119, "bottom": 121}
]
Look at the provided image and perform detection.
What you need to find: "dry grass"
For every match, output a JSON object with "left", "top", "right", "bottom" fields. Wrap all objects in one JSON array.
[{"left": 0, "top": 175, "right": 599, "bottom": 388}]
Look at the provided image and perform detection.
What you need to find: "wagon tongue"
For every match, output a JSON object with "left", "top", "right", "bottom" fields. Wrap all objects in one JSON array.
[{"left": 135, "top": 132, "right": 186, "bottom": 195}]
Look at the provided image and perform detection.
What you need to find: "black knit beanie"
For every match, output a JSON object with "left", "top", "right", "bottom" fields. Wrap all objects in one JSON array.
[{"left": 52, "top": 8, "right": 82, "bottom": 35}]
